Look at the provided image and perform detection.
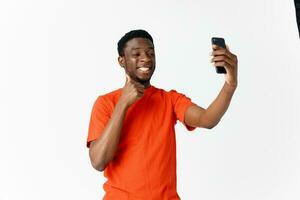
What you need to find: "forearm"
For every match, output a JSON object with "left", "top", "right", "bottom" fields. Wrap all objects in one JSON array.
[
  {"left": 89, "top": 101, "right": 128, "bottom": 171},
  {"left": 205, "top": 82, "right": 237, "bottom": 128}
]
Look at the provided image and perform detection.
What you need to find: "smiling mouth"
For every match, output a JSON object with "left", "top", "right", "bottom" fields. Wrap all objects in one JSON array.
[{"left": 137, "top": 67, "right": 152, "bottom": 72}]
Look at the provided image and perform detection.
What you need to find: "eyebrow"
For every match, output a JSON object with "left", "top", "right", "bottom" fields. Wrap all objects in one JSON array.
[{"left": 131, "top": 47, "right": 154, "bottom": 50}]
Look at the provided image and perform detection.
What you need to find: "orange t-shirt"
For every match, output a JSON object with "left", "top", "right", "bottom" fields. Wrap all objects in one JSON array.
[{"left": 87, "top": 85, "right": 196, "bottom": 200}]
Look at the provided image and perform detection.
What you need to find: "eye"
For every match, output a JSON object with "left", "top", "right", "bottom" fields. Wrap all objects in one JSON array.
[
  {"left": 132, "top": 53, "right": 140, "bottom": 57},
  {"left": 148, "top": 51, "right": 155, "bottom": 57}
]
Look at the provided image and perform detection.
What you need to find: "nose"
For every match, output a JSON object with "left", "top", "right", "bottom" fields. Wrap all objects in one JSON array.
[{"left": 140, "top": 52, "right": 151, "bottom": 63}]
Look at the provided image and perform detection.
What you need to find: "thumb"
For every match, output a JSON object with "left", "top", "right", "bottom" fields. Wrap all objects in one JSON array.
[
  {"left": 126, "top": 74, "right": 131, "bottom": 83},
  {"left": 226, "top": 44, "right": 230, "bottom": 51}
]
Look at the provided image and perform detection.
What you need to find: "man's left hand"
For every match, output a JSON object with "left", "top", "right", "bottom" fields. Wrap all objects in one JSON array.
[{"left": 210, "top": 44, "right": 238, "bottom": 88}]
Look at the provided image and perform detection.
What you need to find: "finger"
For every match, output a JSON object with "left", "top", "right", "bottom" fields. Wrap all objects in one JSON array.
[
  {"left": 135, "top": 84, "right": 145, "bottom": 92},
  {"left": 211, "top": 49, "right": 226, "bottom": 56},
  {"left": 226, "top": 44, "right": 230, "bottom": 51},
  {"left": 211, "top": 49, "right": 235, "bottom": 61},
  {"left": 131, "top": 81, "right": 145, "bottom": 89},
  {"left": 136, "top": 87, "right": 145, "bottom": 94},
  {"left": 225, "top": 45, "right": 236, "bottom": 59},
  {"left": 211, "top": 55, "right": 235, "bottom": 67},
  {"left": 136, "top": 87, "right": 145, "bottom": 92},
  {"left": 212, "top": 44, "right": 226, "bottom": 50},
  {"left": 137, "top": 91, "right": 144, "bottom": 98},
  {"left": 126, "top": 74, "right": 131, "bottom": 83},
  {"left": 213, "top": 61, "right": 232, "bottom": 70}
]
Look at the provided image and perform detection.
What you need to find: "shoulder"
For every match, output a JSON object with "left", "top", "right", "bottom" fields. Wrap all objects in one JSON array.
[
  {"left": 151, "top": 86, "right": 189, "bottom": 104},
  {"left": 94, "top": 88, "right": 122, "bottom": 107},
  {"left": 165, "top": 88, "right": 187, "bottom": 100},
  {"left": 101, "top": 88, "right": 122, "bottom": 100}
]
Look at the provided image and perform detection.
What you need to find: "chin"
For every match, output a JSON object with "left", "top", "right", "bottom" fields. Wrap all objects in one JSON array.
[{"left": 136, "top": 77, "right": 151, "bottom": 84}]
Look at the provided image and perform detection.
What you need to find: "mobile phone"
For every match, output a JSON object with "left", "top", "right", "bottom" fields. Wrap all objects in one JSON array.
[{"left": 211, "top": 37, "right": 227, "bottom": 74}]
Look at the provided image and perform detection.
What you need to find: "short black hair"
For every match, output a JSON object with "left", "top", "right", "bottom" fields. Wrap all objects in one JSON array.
[{"left": 117, "top": 29, "right": 154, "bottom": 56}]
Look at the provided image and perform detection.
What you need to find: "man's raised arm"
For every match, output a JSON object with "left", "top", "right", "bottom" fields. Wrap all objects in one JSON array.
[{"left": 184, "top": 44, "right": 238, "bottom": 129}]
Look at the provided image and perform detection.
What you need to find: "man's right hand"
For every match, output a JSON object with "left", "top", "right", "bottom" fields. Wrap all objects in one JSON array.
[
  {"left": 119, "top": 74, "right": 145, "bottom": 107},
  {"left": 89, "top": 74, "right": 143, "bottom": 171}
]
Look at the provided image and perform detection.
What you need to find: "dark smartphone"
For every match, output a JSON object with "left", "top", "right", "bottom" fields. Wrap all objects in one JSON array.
[{"left": 211, "top": 37, "right": 227, "bottom": 74}]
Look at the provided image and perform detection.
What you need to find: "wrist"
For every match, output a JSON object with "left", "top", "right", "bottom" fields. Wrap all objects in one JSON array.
[
  {"left": 116, "top": 100, "right": 130, "bottom": 111},
  {"left": 224, "top": 82, "right": 237, "bottom": 92}
]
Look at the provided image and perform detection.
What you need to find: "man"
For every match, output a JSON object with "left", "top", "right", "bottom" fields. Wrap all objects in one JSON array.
[{"left": 87, "top": 30, "right": 238, "bottom": 200}]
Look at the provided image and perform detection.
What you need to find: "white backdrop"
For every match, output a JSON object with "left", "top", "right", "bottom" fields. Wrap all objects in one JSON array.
[{"left": 1, "top": 0, "right": 299, "bottom": 199}]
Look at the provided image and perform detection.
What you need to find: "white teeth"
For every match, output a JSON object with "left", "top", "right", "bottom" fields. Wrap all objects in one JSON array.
[{"left": 139, "top": 67, "right": 149, "bottom": 72}]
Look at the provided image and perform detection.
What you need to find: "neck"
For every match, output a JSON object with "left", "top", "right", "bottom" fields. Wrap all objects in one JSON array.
[
  {"left": 143, "top": 82, "right": 151, "bottom": 88},
  {"left": 136, "top": 79, "right": 151, "bottom": 88}
]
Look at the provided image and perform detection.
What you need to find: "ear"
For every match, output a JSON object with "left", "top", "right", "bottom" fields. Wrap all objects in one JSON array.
[{"left": 118, "top": 56, "right": 125, "bottom": 68}]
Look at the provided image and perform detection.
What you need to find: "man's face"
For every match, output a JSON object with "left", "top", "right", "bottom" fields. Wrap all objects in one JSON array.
[{"left": 119, "top": 37, "right": 156, "bottom": 84}]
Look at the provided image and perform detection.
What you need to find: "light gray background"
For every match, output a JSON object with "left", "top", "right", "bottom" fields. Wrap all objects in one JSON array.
[{"left": 1, "top": 0, "right": 299, "bottom": 199}]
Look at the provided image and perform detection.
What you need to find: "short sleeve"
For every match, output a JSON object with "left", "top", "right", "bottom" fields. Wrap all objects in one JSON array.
[
  {"left": 86, "top": 96, "right": 112, "bottom": 148},
  {"left": 170, "top": 90, "right": 196, "bottom": 131}
]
